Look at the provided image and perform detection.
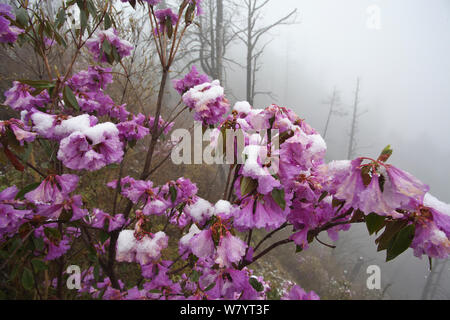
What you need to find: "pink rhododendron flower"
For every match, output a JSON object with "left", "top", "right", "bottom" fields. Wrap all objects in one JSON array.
[
  {"left": 0, "top": 4, "right": 23, "bottom": 43},
  {"left": 86, "top": 28, "right": 133, "bottom": 63},
  {"left": 3, "top": 81, "right": 50, "bottom": 112},
  {"left": 282, "top": 285, "right": 320, "bottom": 300},
  {"left": 173, "top": 65, "right": 210, "bottom": 95},
  {"left": 182, "top": 80, "right": 230, "bottom": 125},
  {"left": 57, "top": 122, "right": 124, "bottom": 171},
  {"left": 25, "top": 174, "right": 79, "bottom": 204},
  {"left": 215, "top": 232, "right": 247, "bottom": 268}
]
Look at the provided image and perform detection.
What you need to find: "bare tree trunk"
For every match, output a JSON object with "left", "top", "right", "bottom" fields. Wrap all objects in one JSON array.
[
  {"left": 216, "top": 0, "right": 224, "bottom": 83},
  {"left": 348, "top": 78, "right": 360, "bottom": 159},
  {"left": 323, "top": 87, "right": 338, "bottom": 140},
  {"left": 246, "top": 3, "right": 253, "bottom": 104}
]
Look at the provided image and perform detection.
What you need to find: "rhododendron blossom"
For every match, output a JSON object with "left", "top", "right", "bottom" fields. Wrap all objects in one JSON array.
[
  {"left": 0, "top": 4, "right": 23, "bottom": 43},
  {"left": 86, "top": 28, "right": 133, "bottom": 63}
]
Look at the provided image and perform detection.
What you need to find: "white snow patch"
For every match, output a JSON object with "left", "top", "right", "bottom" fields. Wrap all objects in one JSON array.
[
  {"left": 215, "top": 200, "right": 232, "bottom": 215},
  {"left": 233, "top": 101, "right": 252, "bottom": 114},
  {"left": 185, "top": 80, "right": 224, "bottom": 107},
  {"left": 424, "top": 193, "right": 450, "bottom": 217},
  {"left": 186, "top": 198, "right": 214, "bottom": 222},
  {"left": 83, "top": 122, "right": 118, "bottom": 144},
  {"left": 135, "top": 231, "right": 168, "bottom": 265},
  {"left": 180, "top": 224, "right": 201, "bottom": 247},
  {"left": 308, "top": 134, "right": 327, "bottom": 154},
  {"left": 54, "top": 114, "right": 92, "bottom": 138},
  {"left": 116, "top": 230, "right": 137, "bottom": 263},
  {"left": 327, "top": 160, "right": 351, "bottom": 173},
  {"left": 30, "top": 112, "right": 55, "bottom": 136}
]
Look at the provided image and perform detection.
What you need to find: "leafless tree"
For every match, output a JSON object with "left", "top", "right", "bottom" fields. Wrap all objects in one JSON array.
[
  {"left": 322, "top": 86, "right": 347, "bottom": 140},
  {"left": 233, "top": 0, "right": 297, "bottom": 105},
  {"left": 184, "top": 0, "right": 242, "bottom": 84},
  {"left": 421, "top": 259, "right": 449, "bottom": 300},
  {"left": 347, "top": 77, "right": 369, "bottom": 159}
]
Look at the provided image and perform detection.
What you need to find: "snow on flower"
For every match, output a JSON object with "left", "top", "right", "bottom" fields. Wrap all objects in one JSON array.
[
  {"left": 116, "top": 230, "right": 168, "bottom": 265},
  {"left": 57, "top": 122, "right": 124, "bottom": 171},
  {"left": 184, "top": 197, "right": 214, "bottom": 223},
  {"left": 182, "top": 80, "right": 230, "bottom": 125},
  {"left": 215, "top": 232, "right": 247, "bottom": 268},
  {"left": 233, "top": 101, "right": 252, "bottom": 115}
]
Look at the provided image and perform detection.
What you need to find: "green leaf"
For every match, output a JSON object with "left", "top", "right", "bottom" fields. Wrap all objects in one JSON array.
[
  {"left": 148, "top": 289, "right": 161, "bottom": 294},
  {"left": 386, "top": 224, "right": 415, "bottom": 262},
  {"left": 169, "top": 185, "right": 177, "bottom": 203},
  {"left": 99, "top": 230, "right": 110, "bottom": 244},
  {"left": 86, "top": 0, "right": 97, "bottom": 18},
  {"left": 31, "top": 259, "right": 47, "bottom": 272},
  {"left": 190, "top": 270, "right": 200, "bottom": 282},
  {"left": 55, "top": 8, "right": 66, "bottom": 29},
  {"left": 21, "top": 268, "right": 34, "bottom": 291},
  {"left": 365, "top": 213, "right": 386, "bottom": 235},
  {"left": 378, "top": 145, "right": 393, "bottom": 162},
  {"left": 204, "top": 282, "right": 216, "bottom": 292},
  {"left": 32, "top": 237, "right": 45, "bottom": 251},
  {"left": 249, "top": 277, "right": 264, "bottom": 292},
  {"left": 271, "top": 188, "right": 286, "bottom": 210},
  {"left": 50, "top": 23, "right": 67, "bottom": 48},
  {"left": 317, "top": 191, "right": 328, "bottom": 203},
  {"left": 375, "top": 219, "right": 408, "bottom": 252},
  {"left": 104, "top": 13, "right": 112, "bottom": 29},
  {"left": 240, "top": 176, "right": 257, "bottom": 197},
  {"left": 15, "top": 8, "right": 29, "bottom": 28},
  {"left": 102, "top": 39, "right": 112, "bottom": 55},
  {"left": 94, "top": 264, "right": 100, "bottom": 282},
  {"left": 111, "top": 45, "right": 120, "bottom": 62},
  {"left": 80, "top": 9, "right": 88, "bottom": 31},
  {"left": 63, "top": 86, "right": 80, "bottom": 111},
  {"left": 18, "top": 79, "right": 55, "bottom": 89},
  {"left": 15, "top": 182, "right": 41, "bottom": 200},
  {"left": 166, "top": 19, "right": 173, "bottom": 39},
  {"left": 44, "top": 227, "right": 61, "bottom": 242}
]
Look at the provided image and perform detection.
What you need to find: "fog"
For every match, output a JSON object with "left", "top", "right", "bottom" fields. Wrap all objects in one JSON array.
[{"left": 223, "top": 0, "right": 450, "bottom": 299}]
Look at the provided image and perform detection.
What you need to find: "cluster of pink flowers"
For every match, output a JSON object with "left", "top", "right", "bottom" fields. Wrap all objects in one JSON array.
[
  {"left": 4, "top": 81, "right": 50, "bottom": 112},
  {"left": 0, "top": 4, "right": 23, "bottom": 43},
  {"left": 173, "top": 65, "right": 211, "bottom": 95},
  {"left": 154, "top": 8, "right": 178, "bottom": 34},
  {"left": 85, "top": 28, "right": 133, "bottom": 63},
  {"left": 182, "top": 80, "right": 230, "bottom": 125}
]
